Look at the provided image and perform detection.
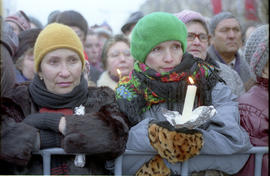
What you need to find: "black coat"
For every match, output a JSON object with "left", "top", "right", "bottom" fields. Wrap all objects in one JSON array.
[{"left": 0, "top": 83, "right": 129, "bottom": 175}]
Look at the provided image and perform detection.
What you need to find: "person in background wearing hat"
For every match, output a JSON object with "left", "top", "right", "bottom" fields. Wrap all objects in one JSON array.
[
  {"left": 1, "top": 23, "right": 128, "bottom": 174},
  {"left": 97, "top": 34, "right": 134, "bottom": 90},
  {"left": 121, "top": 11, "right": 144, "bottom": 40},
  {"left": 236, "top": 24, "right": 269, "bottom": 176},
  {"left": 4, "top": 10, "right": 31, "bottom": 36},
  {"left": 14, "top": 28, "right": 42, "bottom": 83},
  {"left": 94, "top": 21, "right": 113, "bottom": 50},
  {"left": 115, "top": 12, "right": 252, "bottom": 175},
  {"left": 208, "top": 12, "right": 251, "bottom": 90},
  {"left": 175, "top": 10, "right": 245, "bottom": 97}
]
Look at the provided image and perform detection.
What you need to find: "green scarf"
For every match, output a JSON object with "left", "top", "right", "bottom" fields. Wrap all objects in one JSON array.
[{"left": 116, "top": 53, "right": 223, "bottom": 126}]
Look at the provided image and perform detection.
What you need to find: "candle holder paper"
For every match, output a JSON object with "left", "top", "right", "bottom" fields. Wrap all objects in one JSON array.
[{"left": 161, "top": 106, "right": 217, "bottom": 129}]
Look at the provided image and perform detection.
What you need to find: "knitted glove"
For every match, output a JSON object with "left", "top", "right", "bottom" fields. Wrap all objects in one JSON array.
[
  {"left": 136, "top": 155, "right": 171, "bottom": 176},
  {"left": 148, "top": 121, "right": 203, "bottom": 163},
  {"left": 23, "top": 112, "right": 63, "bottom": 132}
]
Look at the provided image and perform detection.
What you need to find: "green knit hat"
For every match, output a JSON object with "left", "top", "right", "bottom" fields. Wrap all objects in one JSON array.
[{"left": 131, "top": 12, "right": 187, "bottom": 63}]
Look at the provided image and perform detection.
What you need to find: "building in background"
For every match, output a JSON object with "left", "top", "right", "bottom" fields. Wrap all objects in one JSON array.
[{"left": 138, "top": 0, "right": 267, "bottom": 28}]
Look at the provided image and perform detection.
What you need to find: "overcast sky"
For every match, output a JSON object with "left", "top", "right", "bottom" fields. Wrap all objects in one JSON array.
[{"left": 3, "top": 0, "right": 146, "bottom": 34}]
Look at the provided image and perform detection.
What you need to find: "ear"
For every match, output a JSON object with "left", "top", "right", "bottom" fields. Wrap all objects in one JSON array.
[{"left": 38, "top": 72, "right": 43, "bottom": 80}]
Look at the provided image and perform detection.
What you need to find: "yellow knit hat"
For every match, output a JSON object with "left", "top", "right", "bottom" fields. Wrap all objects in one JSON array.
[{"left": 34, "top": 23, "right": 85, "bottom": 72}]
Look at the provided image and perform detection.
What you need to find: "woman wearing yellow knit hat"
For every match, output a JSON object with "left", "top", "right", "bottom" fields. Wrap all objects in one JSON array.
[{"left": 1, "top": 23, "right": 128, "bottom": 174}]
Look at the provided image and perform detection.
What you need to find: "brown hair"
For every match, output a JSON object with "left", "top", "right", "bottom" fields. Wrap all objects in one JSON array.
[{"left": 101, "top": 34, "right": 130, "bottom": 69}]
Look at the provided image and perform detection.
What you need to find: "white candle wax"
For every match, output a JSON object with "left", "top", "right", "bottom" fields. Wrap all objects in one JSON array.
[{"left": 181, "top": 85, "right": 197, "bottom": 122}]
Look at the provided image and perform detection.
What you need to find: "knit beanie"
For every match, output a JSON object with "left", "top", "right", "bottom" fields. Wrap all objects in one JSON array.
[
  {"left": 5, "top": 10, "right": 31, "bottom": 31},
  {"left": 14, "top": 28, "right": 42, "bottom": 63},
  {"left": 244, "top": 24, "right": 269, "bottom": 77},
  {"left": 131, "top": 12, "right": 187, "bottom": 63},
  {"left": 34, "top": 23, "right": 85, "bottom": 72},
  {"left": 1, "top": 21, "right": 19, "bottom": 57},
  {"left": 56, "top": 10, "right": 88, "bottom": 40},
  {"left": 174, "top": 9, "right": 209, "bottom": 33},
  {"left": 209, "top": 11, "right": 240, "bottom": 35}
]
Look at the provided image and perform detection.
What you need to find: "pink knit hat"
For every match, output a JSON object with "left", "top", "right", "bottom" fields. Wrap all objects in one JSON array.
[
  {"left": 174, "top": 10, "right": 209, "bottom": 33},
  {"left": 5, "top": 10, "right": 31, "bottom": 31}
]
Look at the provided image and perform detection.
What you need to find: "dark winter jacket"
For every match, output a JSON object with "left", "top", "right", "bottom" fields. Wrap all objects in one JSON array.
[{"left": 0, "top": 81, "right": 129, "bottom": 175}]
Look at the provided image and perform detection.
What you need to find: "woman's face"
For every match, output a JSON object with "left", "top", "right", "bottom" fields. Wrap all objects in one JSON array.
[
  {"left": 107, "top": 41, "right": 134, "bottom": 78},
  {"left": 22, "top": 48, "right": 35, "bottom": 80},
  {"left": 145, "top": 40, "right": 183, "bottom": 73},
  {"left": 39, "top": 48, "right": 83, "bottom": 94},
  {"left": 186, "top": 22, "right": 209, "bottom": 60}
]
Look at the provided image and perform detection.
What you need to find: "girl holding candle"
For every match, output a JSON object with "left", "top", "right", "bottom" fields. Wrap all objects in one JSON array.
[{"left": 116, "top": 12, "right": 252, "bottom": 175}]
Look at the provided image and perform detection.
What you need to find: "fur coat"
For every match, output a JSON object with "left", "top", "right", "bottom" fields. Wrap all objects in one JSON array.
[{"left": 0, "top": 82, "right": 129, "bottom": 175}]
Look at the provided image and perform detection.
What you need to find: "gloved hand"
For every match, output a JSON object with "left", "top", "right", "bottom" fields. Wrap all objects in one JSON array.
[
  {"left": 136, "top": 154, "right": 171, "bottom": 176},
  {"left": 148, "top": 121, "right": 203, "bottom": 163}
]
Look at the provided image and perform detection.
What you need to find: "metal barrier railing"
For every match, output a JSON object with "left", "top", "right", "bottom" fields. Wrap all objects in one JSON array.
[
  {"left": 33, "top": 146, "right": 268, "bottom": 175},
  {"left": 34, "top": 148, "right": 69, "bottom": 175},
  {"left": 114, "top": 146, "right": 268, "bottom": 176}
]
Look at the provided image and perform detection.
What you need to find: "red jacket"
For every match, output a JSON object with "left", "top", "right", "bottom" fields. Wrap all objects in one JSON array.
[{"left": 237, "top": 77, "right": 268, "bottom": 176}]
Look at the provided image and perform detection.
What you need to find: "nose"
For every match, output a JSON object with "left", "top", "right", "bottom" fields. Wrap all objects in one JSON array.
[
  {"left": 59, "top": 63, "right": 71, "bottom": 78},
  {"left": 119, "top": 53, "right": 126, "bottom": 62},
  {"left": 193, "top": 36, "right": 201, "bottom": 45},
  {"left": 163, "top": 48, "right": 173, "bottom": 63},
  {"left": 227, "top": 29, "right": 235, "bottom": 38}
]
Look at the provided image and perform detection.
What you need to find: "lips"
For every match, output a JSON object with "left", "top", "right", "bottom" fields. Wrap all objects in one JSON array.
[
  {"left": 57, "top": 82, "right": 72, "bottom": 87},
  {"left": 162, "top": 67, "right": 174, "bottom": 72},
  {"left": 190, "top": 49, "right": 201, "bottom": 52}
]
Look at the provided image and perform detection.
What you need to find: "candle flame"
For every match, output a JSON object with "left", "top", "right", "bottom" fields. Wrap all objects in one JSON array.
[
  {"left": 116, "top": 69, "right": 121, "bottom": 78},
  {"left": 188, "top": 77, "right": 194, "bottom": 84}
]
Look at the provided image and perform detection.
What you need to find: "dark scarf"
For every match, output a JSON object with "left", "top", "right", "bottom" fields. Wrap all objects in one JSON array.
[
  {"left": 29, "top": 75, "right": 88, "bottom": 109},
  {"left": 116, "top": 53, "right": 223, "bottom": 126}
]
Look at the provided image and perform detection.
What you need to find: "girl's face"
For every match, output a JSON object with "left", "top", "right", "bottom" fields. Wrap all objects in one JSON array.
[
  {"left": 106, "top": 41, "right": 134, "bottom": 78},
  {"left": 145, "top": 40, "right": 183, "bottom": 73},
  {"left": 39, "top": 48, "right": 82, "bottom": 94}
]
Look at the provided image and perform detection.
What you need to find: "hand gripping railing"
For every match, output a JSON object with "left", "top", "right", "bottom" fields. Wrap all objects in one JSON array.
[{"left": 114, "top": 146, "right": 268, "bottom": 176}]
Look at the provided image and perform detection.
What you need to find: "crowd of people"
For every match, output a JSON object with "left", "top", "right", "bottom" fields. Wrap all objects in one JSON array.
[{"left": 0, "top": 4, "right": 268, "bottom": 176}]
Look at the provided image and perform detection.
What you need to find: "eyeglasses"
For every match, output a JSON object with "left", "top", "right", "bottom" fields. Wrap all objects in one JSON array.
[
  {"left": 187, "top": 33, "right": 209, "bottom": 42},
  {"left": 108, "top": 50, "right": 131, "bottom": 58}
]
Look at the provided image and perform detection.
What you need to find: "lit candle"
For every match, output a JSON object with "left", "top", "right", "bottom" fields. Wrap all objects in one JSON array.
[
  {"left": 116, "top": 68, "right": 122, "bottom": 80},
  {"left": 181, "top": 77, "right": 197, "bottom": 122}
]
